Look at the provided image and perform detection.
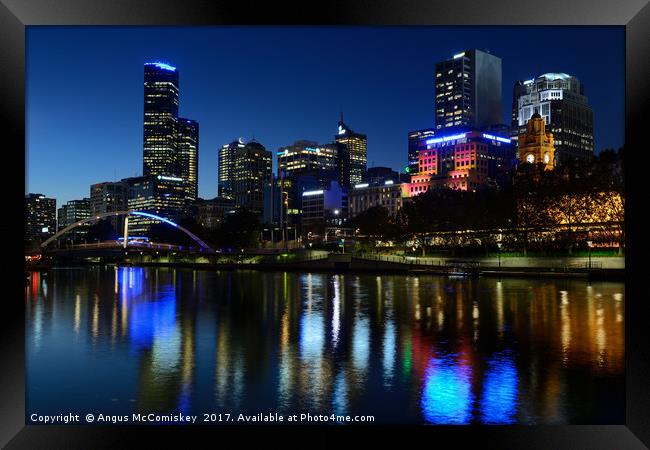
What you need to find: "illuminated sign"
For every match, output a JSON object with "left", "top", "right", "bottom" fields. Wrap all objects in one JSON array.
[
  {"left": 426, "top": 133, "right": 467, "bottom": 145},
  {"left": 302, "top": 190, "right": 324, "bottom": 197},
  {"left": 145, "top": 62, "right": 176, "bottom": 71},
  {"left": 157, "top": 175, "right": 183, "bottom": 181},
  {"left": 453, "top": 52, "right": 466, "bottom": 59},
  {"left": 482, "top": 133, "right": 511, "bottom": 144},
  {"left": 354, "top": 183, "right": 369, "bottom": 189},
  {"left": 338, "top": 125, "right": 346, "bottom": 135},
  {"left": 384, "top": 180, "right": 394, "bottom": 185}
]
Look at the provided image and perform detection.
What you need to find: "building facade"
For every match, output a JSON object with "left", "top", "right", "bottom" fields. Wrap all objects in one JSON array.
[
  {"left": 192, "top": 197, "right": 236, "bottom": 230},
  {"left": 125, "top": 175, "right": 187, "bottom": 235},
  {"left": 57, "top": 198, "right": 91, "bottom": 242},
  {"left": 232, "top": 141, "right": 273, "bottom": 214},
  {"left": 335, "top": 119, "right": 367, "bottom": 186},
  {"left": 89, "top": 181, "right": 128, "bottom": 231},
  {"left": 177, "top": 118, "right": 199, "bottom": 201},
  {"left": 25, "top": 194, "right": 56, "bottom": 244},
  {"left": 405, "top": 129, "right": 516, "bottom": 195},
  {"left": 349, "top": 180, "right": 407, "bottom": 218},
  {"left": 301, "top": 181, "right": 348, "bottom": 235},
  {"left": 435, "top": 49, "right": 502, "bottom": 131},
  {"left": 408, "top": 128, "right": 436, "bottom": 173},
  {"left": 512, "top": 72, "right": 593, "bottom": 164},
  {"left": 218, "top": 138, "right": 245, "bottom": 199},
  {"left": 517, "top": 112, "right": 555, "bottom": 170},
  {"left": 143, "top": 62, "right": 180, "bottom": 178}
]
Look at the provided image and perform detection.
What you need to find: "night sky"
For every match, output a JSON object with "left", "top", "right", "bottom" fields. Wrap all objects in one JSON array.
[{"left": 26, "top": 26, "right": 624, "bottom": 206}]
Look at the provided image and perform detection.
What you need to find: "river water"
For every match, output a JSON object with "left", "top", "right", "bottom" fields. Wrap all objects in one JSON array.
[{"left": 26, "top": 267, "right": 624, "bottom": 424}]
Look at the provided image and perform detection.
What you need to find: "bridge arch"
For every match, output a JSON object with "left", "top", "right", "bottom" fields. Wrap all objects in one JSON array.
[{"left": 40, "top": 210, "right": 212, "bottom": 250}]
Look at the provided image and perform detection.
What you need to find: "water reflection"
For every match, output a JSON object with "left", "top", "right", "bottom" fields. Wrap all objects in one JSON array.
[{"left": 26, "top": 267, "right": 625, "bottom": 424}]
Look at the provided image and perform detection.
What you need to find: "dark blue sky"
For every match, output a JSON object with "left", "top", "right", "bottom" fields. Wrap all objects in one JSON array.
[{"left": 27, "top": 26, "right": 624, "bottom": 206}]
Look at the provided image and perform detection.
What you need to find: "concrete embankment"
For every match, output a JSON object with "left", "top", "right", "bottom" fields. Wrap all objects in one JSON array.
[{"left": 99, "top": 253, "right": 624, "bottom": 280}]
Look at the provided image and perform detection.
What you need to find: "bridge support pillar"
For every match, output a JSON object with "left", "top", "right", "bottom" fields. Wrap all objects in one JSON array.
[{"left": 123, "top": 216, "right": 129, "bottom": 249}]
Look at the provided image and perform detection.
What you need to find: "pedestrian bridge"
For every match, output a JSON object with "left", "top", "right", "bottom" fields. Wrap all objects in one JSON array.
[{"left": 40, "top": 210, "right": 212, "bottom": 251}]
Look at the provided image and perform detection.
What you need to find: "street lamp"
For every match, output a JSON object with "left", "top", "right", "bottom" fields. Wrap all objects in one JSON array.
[
  {"left": 497, "top": 241, "right": 503, "bottom": 269},
  {"left": 587, "top": 240, "right": 593, "bottom": 269}
]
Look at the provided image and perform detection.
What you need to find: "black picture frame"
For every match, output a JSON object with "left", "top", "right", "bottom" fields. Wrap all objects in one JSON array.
[{"left": 2, "top": 0, "right": 649, "bottom": 448}]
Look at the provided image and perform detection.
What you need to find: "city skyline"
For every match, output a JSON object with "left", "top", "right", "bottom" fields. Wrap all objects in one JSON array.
[{"left": 27, "top": 26, "right": 624, "bottom": 206}]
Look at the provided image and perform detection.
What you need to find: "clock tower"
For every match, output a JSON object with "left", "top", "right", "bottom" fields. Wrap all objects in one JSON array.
[{"left": 517, "top": 112, "right": 555, "bottom": 170}]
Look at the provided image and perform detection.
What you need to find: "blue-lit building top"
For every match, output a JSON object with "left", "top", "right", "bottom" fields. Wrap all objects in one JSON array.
[{"left": 414, "top": 128, "right": 517, "bottom": 190}]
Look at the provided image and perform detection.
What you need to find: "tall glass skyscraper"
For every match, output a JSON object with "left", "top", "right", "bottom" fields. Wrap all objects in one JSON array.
[
  {"left": 143, "top": 62, "right": 179, "bottom": 178},
  {"left": 335, "top": 119, "right": 367, "bottom": 186},
  {"left": 512, "top": 72, "right": 594, "bottom": 164},
  {"left": 232, "top": 141, "right": 272, "bottom": 214},
  {"left": 434, "top": 49, "right": 502, "bottom": 130},
  {"left": 177, "top": 118, "right": 199, "bottom": 201},
  {"left": 218, "top": 138, "right": 245, "bottom": 199}
]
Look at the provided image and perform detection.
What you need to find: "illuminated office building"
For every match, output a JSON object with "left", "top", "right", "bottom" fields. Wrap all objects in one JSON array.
[
  {"left": 349, "top": 180, "right": 407, "bottom": 218},
  {"left": 405, "top": 129, "right": 516, "bottom": 194},
  {"left": 232, "top": 141, "right": 273, "bottom": 214},
  {"left": 218, "top": 138, "right": 245, "bottom": 199},
  {"left": 301, "top": 181, "right": 347, "bottom": 233},
  {"left": 335, "top": 118, "right": 367, "bottom": 186},
  {"left": 25, "top": 193, "right": 56, "bottom": 243},
  {"left": 408, "top": 128, "right": 436, "bottom": 173},
  {"left": 512, "top": 72, "right": 593, "bottom": 164},
  {"left": 90, "top": 181, "right": 128, "bottom": 230},
  {"left": 177, "top": 118, "right": 199, "bottom": 201},
  {"left": 143, "top": 62, "right": 180, "bottom": 178},
  {"left": 277, "top": 140, "right": 342, "bottom": 184},
  {"left": 435, "top": 49, "right": 502, "bottom": 130},
  {"left": 126, "top": 175, "right": 187, "bottom": 235},
  {"left": 57, "top": 198, "right": 91, "bottom": 242}
]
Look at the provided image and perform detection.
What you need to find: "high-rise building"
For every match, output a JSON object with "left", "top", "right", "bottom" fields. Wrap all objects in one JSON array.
[
  {"left": 177, "top": 118, "right": 199, "bottom": 201},
  {"left": 232, "top": 141, "right": 272, "bottom": 214},
  {"left": 517, "top": 112, "right": 555, "bottom": 170},
  {"left": 57, "top": 198, "right": 91, "bottom": 242},
  {"left": 143, "top": 62, "right": 180, "bottom": 178},
  {"left": 408, "top": 128, "right": 436, "bottom": 173},
  {"left": 125, "top": 175, "right": 187, "bottom": 235},
  {"left": 405, "top": 129, "right": 516, "bottom": 194},
  {"left": 89, "top": 181, "right": 128, "bottom": 230},
  {"left": 434, "top": 49, "right": 502, "bottom": 131},
  {"left": 25, "top": 193, "right": 56, "bottom": 243},
  {"left": 335, "top": 118, "right": 367, "bottom": 186},
  {"left": 277, "top": 140, "right": 342, "bottom": 185},
  {"left": 218, "top": 138, "right": 245, "bottom": 199},
  {"left": 512, "top": 72, "right": 593, "bottom": 164}
]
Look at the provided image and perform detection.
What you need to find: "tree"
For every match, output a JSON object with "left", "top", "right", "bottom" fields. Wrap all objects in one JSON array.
[
  {"left": 350, "top": 205, "right": 390, "bottom": 249},
  {"left": 213, "top": 208, "right": 261, "bottom": 250},
  {"left": 86, "top": 218, "right": 118, "bottom": 242}
]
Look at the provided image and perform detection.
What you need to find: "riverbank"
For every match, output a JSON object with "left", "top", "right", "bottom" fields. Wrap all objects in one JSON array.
[{"left": 41, "top": 253, "right": 625, "bottom": 280}]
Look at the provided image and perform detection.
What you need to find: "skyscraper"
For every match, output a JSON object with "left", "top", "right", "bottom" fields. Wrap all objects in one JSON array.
[
  {"left": 218, "top": 138, "right": 245, "bottom": 199},
  {"left": 25, "top": 193, "right": 56, "bottom": 244},
  {"left": 335, "top": 118, "right": 367, "bottom": 186},
  {"left": 89, "top": 181, "right": 127, "bottom": 230},
  {"left": 434, "top": 49, "right": 502, "bottom": 130},
  {"left": 177, "top": 118, "right": 199, "bottom": 201},
  {"left": 232, "top": 140, "right": 273, "bottom": 214},
  {"left": 125, "top": 175, "right": 187, "bottom": 236},
  {"left": 512, "top": 72, "right": 594, "bottom": 164},
  {"left": 143, "top": 62, "right": 179, "bottom": 178},
  {"left": 277, "top": 140, "right": 341, "bottom": 185},
  {"left": 57, "top": 198, "right": 91, "bottom": 242}
]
